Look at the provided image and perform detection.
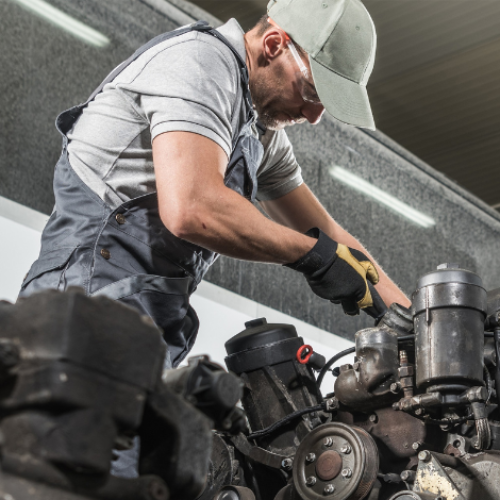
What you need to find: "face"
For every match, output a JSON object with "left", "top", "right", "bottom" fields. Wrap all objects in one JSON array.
[{"left": 249, "top": 38, "right": 325, "bottom": 131}]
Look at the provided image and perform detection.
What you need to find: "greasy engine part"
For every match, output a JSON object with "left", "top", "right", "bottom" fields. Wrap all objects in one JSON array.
[
  {"left": 223, "top": 318, "right": 325, "bottom": 500},
  {"left": 409, "top": 263, "right": 491, "bottom": 451},
  {"left": 225, "top": 318, "right": 323, "bottom": 455},
  {"left": 387, "top": 493, "right": 435, "bottom": 500},
  {"left": 214, "top": 485, "right": 257, "bottom": 500},
  {"left": 292, "top": 423, "right": 379, "bottom": 500},
  {"left": 412, "top": 263, "right": 487, "bottom": 390},
  {"left": 161, "top": 355, "right": 245, "bottom": 433},
  {"left": 334, "top": 327, "right": 400, "bottom": 410},
  {"left": 337, "top": 407, "right": 445, "bottom": 473},
  {"left": 0, "top": 289, "right": 241, "bottom": 500}
]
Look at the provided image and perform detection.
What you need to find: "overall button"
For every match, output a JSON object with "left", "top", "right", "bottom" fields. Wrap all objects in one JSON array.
[
  {"left": 100, "top": 249, "right": 111, "bottom": 260},
  {"left": 115, "top": 214, "right": 126, "bottom": 225}
]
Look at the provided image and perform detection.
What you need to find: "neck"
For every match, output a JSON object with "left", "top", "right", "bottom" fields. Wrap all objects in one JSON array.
[{"left": 243, "top": 29, "right": 258, "bottom": 78}]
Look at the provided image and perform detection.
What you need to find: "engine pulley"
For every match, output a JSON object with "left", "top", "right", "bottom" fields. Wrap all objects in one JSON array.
[{"left": 292, "top": 422, "right": 379, "bottom": 500}]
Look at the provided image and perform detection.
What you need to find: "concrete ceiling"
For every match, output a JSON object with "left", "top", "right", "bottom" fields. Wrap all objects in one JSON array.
[{"left": 185, "top": 0, "right": 500, "bottom": 210}]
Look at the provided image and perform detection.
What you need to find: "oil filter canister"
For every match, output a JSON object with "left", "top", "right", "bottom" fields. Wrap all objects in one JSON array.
[{"left": 412, "top": 263, "right": 487, "bottom": 390}]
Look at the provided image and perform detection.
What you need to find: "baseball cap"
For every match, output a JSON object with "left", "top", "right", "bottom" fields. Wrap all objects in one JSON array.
[{"left": 267, "top": 0, "right": 377, "bottom": 130}]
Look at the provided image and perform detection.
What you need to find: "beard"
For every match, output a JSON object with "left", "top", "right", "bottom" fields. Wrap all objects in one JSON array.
[{"left": 249, "top": 69, "right": 306, "bottom": 131}]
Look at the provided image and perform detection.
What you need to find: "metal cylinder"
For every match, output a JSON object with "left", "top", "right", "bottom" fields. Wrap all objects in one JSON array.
[
  {"left": 224, "top": 318, "right": 321, "bottom": 452},
  {"left": 334, "top": 327, "right": 399, "bottom": 410},
  {"left": 412, "top": 263, "right": 487, "bottom": 389}
]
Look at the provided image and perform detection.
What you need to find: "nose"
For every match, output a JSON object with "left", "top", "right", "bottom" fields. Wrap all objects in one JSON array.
[{"left": 301, "top": 102, "right": 325, "bottom": 125}]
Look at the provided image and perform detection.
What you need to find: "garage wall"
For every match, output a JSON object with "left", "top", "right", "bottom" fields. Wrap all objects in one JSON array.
[{"left": 1, "top": 0, "right": 500, "bottom": 342}]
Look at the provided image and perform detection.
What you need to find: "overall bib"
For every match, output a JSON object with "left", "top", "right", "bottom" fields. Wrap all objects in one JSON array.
[{"left": 20, "top": 22, "right": 264, "bottom": 368}]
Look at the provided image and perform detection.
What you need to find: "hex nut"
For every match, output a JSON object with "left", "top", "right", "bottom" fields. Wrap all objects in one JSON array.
[
  {"left": 369, "top": 414, "right": 378, "bottom": 423},
  {"left": 390, "top": 382, "right": 402, "bottom": 393},
  {"left": 323, "top": 484, "right": 335, "bottom": 495},
  {"left": 341, "top": 467, "right": 352, "bottom": 478},
  {"left": 306, "top": 453, "right": 316, "bottom": 463},
  {"left": 412, "top": 442, "right": 421, "bottom": 451},
  {"left": 323, "top": 437, "right": 333, "bottom": 447},
  {"left": 282, "top": 458, "right": 293, "bottom": 470},
  {"left": 340, "top": 444, "right": 351, "bottom": 454},
  {"left": 306, "top": 476, "right": 317, "bottom": 487}
]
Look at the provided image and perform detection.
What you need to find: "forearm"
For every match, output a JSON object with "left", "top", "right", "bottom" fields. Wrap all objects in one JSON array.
[
  {"left": 261, "top": 184, "right": 410, "bottom": 308},
  {"left": 163, "top": 186, "right": 316, "bottom": 264}
]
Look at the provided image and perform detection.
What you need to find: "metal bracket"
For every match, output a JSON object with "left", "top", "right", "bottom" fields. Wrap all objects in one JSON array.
[{"left": 413, "top": 451, "right": 465, "bottom": 500}]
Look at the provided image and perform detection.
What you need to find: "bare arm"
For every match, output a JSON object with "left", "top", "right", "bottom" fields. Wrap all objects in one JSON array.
[
  {"left": 153, "top": 131, "right": 315, "bottom": 263},
  {"left": 260, "top": 183, "right": 411, "bottom": 308}
]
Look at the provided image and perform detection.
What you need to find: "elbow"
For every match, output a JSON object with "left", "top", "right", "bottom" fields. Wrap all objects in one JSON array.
[{"left": 160, "top": 203, "right": 207, "bottom": 241}]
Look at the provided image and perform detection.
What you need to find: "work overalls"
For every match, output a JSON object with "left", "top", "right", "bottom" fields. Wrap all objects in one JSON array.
[{"left": 19, "top": 22, "right": 264, "bottom": 369}]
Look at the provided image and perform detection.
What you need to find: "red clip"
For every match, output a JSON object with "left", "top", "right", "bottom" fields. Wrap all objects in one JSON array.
[{"left": 297, "top": 344, "right": 313, "bottom": 364}]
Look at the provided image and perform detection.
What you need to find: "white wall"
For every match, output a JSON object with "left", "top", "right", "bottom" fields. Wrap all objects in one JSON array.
[{"left": 0, "top": 195, "right": 354, "bottom": 393}]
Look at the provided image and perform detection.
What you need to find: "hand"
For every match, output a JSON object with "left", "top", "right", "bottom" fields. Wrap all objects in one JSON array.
[{"left": 285, "top": 228, "right": 386, "bottom": 318}]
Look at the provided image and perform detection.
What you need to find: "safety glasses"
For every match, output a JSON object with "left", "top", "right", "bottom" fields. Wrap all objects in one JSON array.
[{"left": 268, "top": 18, "right": 322, "bottom": 105}]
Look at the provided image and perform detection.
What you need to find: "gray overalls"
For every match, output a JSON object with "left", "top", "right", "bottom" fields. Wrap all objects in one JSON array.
[{"left": 20, "top": 22, "right": 264, "bottom": 368}]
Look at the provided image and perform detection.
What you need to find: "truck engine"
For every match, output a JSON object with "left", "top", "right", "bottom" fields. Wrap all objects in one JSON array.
[
  {"left": 209, "top": 263, "right": 500, "bottom": 500},
  {"left": 0, "top": 263, "right": 499, "bottom": 500}
]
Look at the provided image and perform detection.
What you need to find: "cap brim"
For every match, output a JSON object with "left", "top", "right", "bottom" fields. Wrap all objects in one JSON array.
[{"left": 310, "top": 59, "right": 375, "bottom": 130}]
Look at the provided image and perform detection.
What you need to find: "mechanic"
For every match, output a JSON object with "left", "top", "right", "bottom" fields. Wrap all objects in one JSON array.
[{"left": 20, "top": 0, "right": 410, "bottom": 369}]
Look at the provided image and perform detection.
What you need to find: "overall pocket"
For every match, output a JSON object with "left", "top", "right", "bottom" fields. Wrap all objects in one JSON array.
[{"left": 19, "top": 247, "right": 77, "bottom": 298}]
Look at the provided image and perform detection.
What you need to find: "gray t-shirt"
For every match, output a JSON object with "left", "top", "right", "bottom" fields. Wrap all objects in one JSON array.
[{"left": 67, "top": 19, "right": 303, "bottom": 209}]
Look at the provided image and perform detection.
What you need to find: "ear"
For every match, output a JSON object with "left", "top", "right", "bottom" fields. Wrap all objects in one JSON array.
[{"left": 261, "top": 29, "right": 287, "bottom": 63}]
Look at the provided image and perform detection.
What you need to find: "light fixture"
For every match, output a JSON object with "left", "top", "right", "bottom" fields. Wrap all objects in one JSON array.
[
  {"left": 11, "top": 0, "right": 110, "bottom": 48},
  {"left": 329, "top": 166, "right": 436, "bottom": 228}
]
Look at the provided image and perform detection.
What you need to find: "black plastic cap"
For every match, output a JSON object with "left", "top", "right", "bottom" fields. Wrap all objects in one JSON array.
[{"left": 225, "top": 317, "right": 298, "bottom": 355}]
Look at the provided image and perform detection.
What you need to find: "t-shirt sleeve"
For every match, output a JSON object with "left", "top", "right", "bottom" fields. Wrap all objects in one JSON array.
[
  {"left": 127, "top": 33, "right": 239, "bottom": 158},
  {"left": 256, "top": 129, "right": 303, "bottom": 201}
]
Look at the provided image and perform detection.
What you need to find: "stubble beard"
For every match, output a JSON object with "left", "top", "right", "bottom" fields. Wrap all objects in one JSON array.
[{"left": 249, "top": 72, "right": 305, "bottom": 131}]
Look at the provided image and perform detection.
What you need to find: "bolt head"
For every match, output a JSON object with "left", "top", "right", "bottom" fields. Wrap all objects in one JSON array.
[
  {"left": 418, "top": 450, "right": 431, "bottom": 462},
  {"left": 306, "top": 452, "right": 316, "bottom": 463},
  {"left": 306, "top": 476, "right": 317, "bottom": 487},
  {"left": 369, "top": 414, "right": 378, "bottom": 423},
  {"left": 412, "top": 442, "right": 420, "bottom": 451},
  {"left": 281, "top": 458, "right": 293, "bottom": 470},
  {"left": 340, "top": 444, "right": 351, "bottom": 454},
  {"left": 323, "top": 437, "right": 333, "bottom": 447},
  {"left": 390, "top": 382, "right": 401, "bottom": 394},
  {"left": 414, "top": 408, "right": 424, "bottom": 416},
  {"left": 323, "top": 484, "right": 335, "bottom": 495},
  {"left": 341, "top": 467, "right": 352, "bottom": 478}
]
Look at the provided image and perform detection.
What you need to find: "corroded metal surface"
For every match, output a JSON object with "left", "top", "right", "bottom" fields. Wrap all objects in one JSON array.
[{"left": 413, "top": 452, "right": 465, "bottom": 500}]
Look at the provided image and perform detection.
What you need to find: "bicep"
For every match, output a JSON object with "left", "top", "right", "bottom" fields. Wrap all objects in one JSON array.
[{"left": 153, "top": 131, "right": 228, "bottom": 216}]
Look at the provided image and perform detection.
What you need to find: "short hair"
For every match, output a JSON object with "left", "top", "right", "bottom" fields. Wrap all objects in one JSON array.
[{"left": 252, "top": 14, "right": 307, "bottom": 56}]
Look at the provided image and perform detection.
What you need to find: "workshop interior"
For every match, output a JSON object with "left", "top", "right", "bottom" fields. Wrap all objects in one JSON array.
[{"left": 1, "top": 0, "right": 500, "bottom": 499}]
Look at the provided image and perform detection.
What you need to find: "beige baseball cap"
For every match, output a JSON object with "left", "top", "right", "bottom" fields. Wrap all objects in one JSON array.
[{"left": 268, "top": 0, "right": 377, "bottom": 130}]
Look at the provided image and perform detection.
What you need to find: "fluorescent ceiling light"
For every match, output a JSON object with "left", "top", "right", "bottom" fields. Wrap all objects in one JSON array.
[
  {"left": 329, "top": 166, "right": 436, "bottom": 229},
  {"left": 11, "top": 0, "right": 110, "bottom": 48}
]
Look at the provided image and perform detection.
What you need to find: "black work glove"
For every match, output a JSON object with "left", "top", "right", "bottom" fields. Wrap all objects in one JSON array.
[{"left": 285, "top": 228, "right": 387, "bottom": 319}]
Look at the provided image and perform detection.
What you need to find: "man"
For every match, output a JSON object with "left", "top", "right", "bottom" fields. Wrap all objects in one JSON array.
[{"left": 20, "top": 0, "right": 409, "bottom": 369}]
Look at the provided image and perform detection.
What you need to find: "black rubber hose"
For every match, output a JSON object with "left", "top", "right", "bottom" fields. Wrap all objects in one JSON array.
[
  {"left": 316, "top": 347, "right": 355, "bottom": 389},
  {"left": 247, "top": 403, "right": 324, "bottom": 440}
]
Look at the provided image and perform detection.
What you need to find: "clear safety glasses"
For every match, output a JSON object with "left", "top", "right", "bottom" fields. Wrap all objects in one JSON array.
[
  {"left": 267, "top": 18, "right": 322, "bottom": 105},
  {"left": 286, "top": 39, "right": 322, "bottom": 105}
]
